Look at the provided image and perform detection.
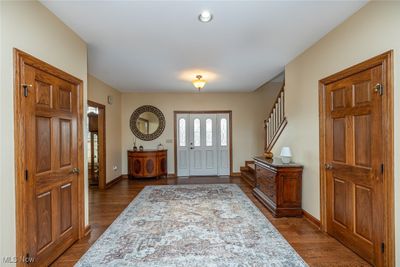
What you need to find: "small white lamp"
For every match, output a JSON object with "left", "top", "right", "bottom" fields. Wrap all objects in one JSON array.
[{"left": 280, "top": 147, "right": 292, "bottom": 164}]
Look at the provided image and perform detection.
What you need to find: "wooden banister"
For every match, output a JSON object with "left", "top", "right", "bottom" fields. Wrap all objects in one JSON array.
[{"left": 265, "top": 83, "right": 287, "bottom": 152}]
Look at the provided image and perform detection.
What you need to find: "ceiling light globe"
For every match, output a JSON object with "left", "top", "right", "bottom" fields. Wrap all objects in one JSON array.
[{"left": 192, "top": 75, "right": 206, "bottom": 91}]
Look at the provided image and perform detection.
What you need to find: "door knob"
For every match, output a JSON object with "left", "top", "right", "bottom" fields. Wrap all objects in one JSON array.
[
  {"left": 72, "top": 167, "right": 80, "bottom": 174},
  {"left": 374, "top": 83, "right": 383, "bottom": 95},
  {"left": 324, "top": 163, "right": 333, "bottom": 170}
]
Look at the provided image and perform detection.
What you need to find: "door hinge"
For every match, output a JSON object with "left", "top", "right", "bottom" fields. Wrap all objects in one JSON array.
[
  {"left": 22, "top": 84, "right": 32, "bottom": 97},
  {"left": 374, "top": 83, "right": 383, "bottom": 96},
  {"left": 381, "top": 164, "right": 384, "bottom": 174},
  {"left": 25, "top": 170, "right": 28, "bottom": 181},
  {"left": 381, "top": 242, "right": 385, "bottom": 253}
]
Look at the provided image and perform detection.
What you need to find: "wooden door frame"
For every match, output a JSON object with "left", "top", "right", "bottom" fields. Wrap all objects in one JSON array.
[
  {"left": 87, "top": 100, "right": 106, "bottom": 190},
  {"left": 173, "top": 111, "right": 233, "bottom": 176},
  {"left": 13, "top": 49, "right": 86, "bottom": 263},
  {"left": 318, "top": 50, "right": 394, "bottom": 266}
]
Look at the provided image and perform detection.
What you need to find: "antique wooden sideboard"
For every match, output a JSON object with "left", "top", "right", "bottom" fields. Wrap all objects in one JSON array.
[
  {"left": 253, "top": 156, "right": 303, "bottom": 217},
  {"left": 127, "top": 149, "right": 167, "bottom": 178}
]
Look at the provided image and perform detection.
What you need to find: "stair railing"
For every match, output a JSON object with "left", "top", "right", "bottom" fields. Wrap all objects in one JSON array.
[{"left": 265, "top": 84, "right": 287, "bottom": 152}]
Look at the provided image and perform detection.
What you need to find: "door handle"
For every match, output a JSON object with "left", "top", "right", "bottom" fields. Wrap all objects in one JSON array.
[
  {"left": 324, "top": 163, "right": 333, "bottom": 170},
  {"left": 374, "top": 83, "right": 383, "bottom": 95},
  {"left": 71, "top": 167, "right": 80, "bottom": 174},
  {"left": 190, "top": 147, "right": 194, "bottom": 150}
]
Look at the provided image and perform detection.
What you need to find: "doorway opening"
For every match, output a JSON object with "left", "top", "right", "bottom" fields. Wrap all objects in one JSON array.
[
  {"left": 87, "top": 100, "right": 106, "bottom": 189},
  {"left": 174, "top": 111, "right": 232, "bottom": 177},
  {"left": 319, "top": 51, "right": 394, "bottom": 266}
]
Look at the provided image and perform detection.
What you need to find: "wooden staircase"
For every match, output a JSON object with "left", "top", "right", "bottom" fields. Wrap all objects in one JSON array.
[
  {"left": 240, "top": 83, "right": 287, "bottom": 186},
  {"left": 240, "top": 161, "right": 256, "bottom": 187}
]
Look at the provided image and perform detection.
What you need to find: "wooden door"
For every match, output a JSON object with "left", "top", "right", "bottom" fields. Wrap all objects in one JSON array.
[
  {"left": 16, "top": 51, "right": 82, "bottom": 266},
  {"left": 87, "top": 101, "right": 106, "bottom": 189},
  {"left": 324, "top": 65, "right": 384, "bottom": 265},
  {"left": 157, "top": 151, "right": 167, "bottom": 176},
  {"left": 133, "top": 157, "right": 144, "bottom": 177},
  {"left": 143, "top": 153, "right": 157, "bottom": 177}
]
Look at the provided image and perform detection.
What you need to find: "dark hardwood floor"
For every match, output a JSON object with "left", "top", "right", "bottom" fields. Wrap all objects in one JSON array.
[{"left": 52, "top": 176, "right": 369, "bottom": 266}]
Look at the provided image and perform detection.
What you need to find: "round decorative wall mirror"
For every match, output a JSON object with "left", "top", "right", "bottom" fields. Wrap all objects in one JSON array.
[{"left": 129, "top": 105, "right": 165, "bottom": 141}]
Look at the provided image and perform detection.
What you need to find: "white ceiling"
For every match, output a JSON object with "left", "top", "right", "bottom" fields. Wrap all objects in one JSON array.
[{"left": 41, "top": 1, "right": 366, "bottom": 93}]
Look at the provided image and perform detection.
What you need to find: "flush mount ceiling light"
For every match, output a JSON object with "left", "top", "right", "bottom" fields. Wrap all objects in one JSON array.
[
  {"left": 192, "top": 75, "right": 206, "bottom": 91},
  {"left": 198, "top": 10, "right": 213, "bottom": 23}
]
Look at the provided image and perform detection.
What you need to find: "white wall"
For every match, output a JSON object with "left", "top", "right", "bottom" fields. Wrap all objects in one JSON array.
[
  {"left": 88, "top": 75, "right": 122, "bottom": 182},
  {"left": 273, "top": 1, "right": 400, "bottom": 262},
  {"left": 0, "top": 1, "right": 88, "bottom": 261}
]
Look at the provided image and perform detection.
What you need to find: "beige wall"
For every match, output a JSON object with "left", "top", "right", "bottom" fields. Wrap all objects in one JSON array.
[
  {"left": 273, "top": 1, "right": 400, "bottom": 261},
  {"left": 88, "top": 75, "right": 122, "bottom": 182},
  {"left": 120, "top": 86, "right": 281, "bottom": 175},
  {"left": 0, "top": 1, "right": 88, "bottom": 261}
]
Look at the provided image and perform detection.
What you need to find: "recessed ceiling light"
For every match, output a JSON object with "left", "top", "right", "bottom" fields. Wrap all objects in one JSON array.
[{"left": 198, "top": 10, "right": 213, "bottom": 23}]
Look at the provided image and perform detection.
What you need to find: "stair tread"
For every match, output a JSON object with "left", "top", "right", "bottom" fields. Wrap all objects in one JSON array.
[
  {"left": 241, "top": 159, "right": 257, "bottom": 187},
  {"left": 240, "top": 170, "right": 256, "bottom": 187},
  {"left": 240, "top": 166, "right": 255, "bottom": 174},
  {"left": 247, "top": 163, "right": 255, "bottom": 170},
  {"left": 241, "top": 170, "right": 256, "bottom": 180}
]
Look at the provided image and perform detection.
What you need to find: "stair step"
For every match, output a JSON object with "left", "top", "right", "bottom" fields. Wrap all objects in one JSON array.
[
  {"left": 241, "top": 161, "right": 255, "bottom": 172},
  {"left": 240, "top": 165, "right": 255, "bottom": 174},
  {"left": 240, "top": 170, "right": 256, "bottom": 188},
  {"left": 247, "top": 163, "right": 255, "bottom": 173},
  {"left": 240, "top": 160, "right": 256, "bottom": 187}
]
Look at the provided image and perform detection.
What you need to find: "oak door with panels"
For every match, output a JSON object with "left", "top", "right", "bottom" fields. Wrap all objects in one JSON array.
[
  {"left": 22, "top": 63, "right": 80, "bottom": 266},
  {"left": 325, "top": 65, "right": 384, "bottom": 265}
]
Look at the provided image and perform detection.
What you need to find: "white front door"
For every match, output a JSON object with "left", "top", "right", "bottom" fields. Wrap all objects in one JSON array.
[
  {"left": 176, "top": 113, "right": 230, "bottom": 176},
  {"left": 189, "top": 114, "right": 217, "bottom": 176}
]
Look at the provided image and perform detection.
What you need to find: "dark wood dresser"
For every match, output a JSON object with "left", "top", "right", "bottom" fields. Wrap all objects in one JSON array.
[
  {"left": 253, "top": 156, "right": 303, "bottom": 217},
  {"left": 128, "top": 149, "right": 167, "bottom": 178}
]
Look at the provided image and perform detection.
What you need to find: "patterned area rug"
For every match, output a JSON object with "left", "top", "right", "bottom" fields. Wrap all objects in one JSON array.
[{"left": 76, "top": 184, "right": 307, "bottom": 266}]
